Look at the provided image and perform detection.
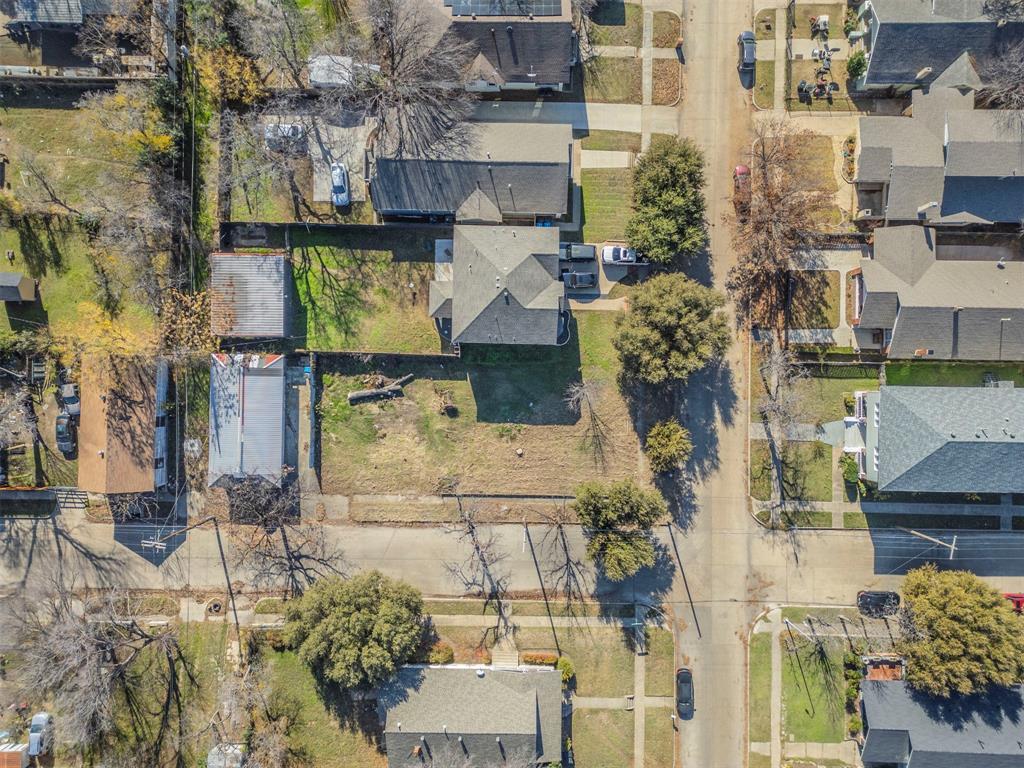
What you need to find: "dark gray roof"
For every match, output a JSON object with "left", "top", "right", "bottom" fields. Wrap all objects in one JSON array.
[
  {"left": 870, "top": 0, "right": 988, "bottom": 22},
  {"left": 210, "top": 253, "right": 290, "bottom": 338},
  {"left": 859, "top": 291, "right": 899, "bottom": 329},
  {"left": 861, "top": 681, "right": 1024, "bottom": 768},
  {"left": 451, "top": 21, "right": 574, "bottom": 85},
  {"left": 855, "top": 146, "right": 893, "bottom": 184},
  {"left": 207, "top": 354, "right": 286, "bottom": 488},
  {"left": 876, "top": 386, "right": 1024, "bottom": 493},
  {"left": 377, "top": 665, "right": 562, "bottom": 768},
  {"left": 372, "top": 159, "right": 569, "bottom": 218},
  {"left": 10, "top": 0, "right": 83, "bottom": 24},
  {"left": 432, "top": 225, "right": 565, "bottom": 345}
]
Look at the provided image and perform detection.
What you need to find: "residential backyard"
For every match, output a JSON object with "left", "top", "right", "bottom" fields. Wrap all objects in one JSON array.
[
  {"left": 317, "top": 311, "right": 643, "bottom": 497},
  {"left": 581, "top": 168, "right": 633, "bottom": 244},
  {"left": 787, "top": 270, "right": 840, "bottom": 330},
  {"left": 787, "top": 59, "right": 855, "bottom": 113},
  {"left": 885, "top": 361, "right": 1024, "bottom": 387}
]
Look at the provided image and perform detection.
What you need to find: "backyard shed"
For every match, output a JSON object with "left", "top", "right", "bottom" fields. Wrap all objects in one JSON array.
[
  {"left": 0, "top": 273, "right": 34, "bottom": 303},
  {"left": 209, "top": 252, "right": 291, "bottom": 338}
]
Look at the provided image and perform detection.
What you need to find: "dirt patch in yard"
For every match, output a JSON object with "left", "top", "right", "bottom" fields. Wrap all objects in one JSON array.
[{"left": 652, "top": 11, "right": 681, "bottom": 47}]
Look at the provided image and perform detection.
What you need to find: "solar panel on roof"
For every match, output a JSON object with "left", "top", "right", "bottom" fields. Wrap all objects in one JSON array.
[{"left": 451, "top": 0, "right": 561, "bottom": 16}]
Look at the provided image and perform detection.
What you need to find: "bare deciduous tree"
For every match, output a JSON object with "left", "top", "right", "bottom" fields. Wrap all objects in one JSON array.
[
  {"left": 16, "top": 151, "right": 81, "bottom": 217},
  {"left": 0, "top": 386, "right": 34, "bottom": 449},
  {"left": 983, "top": 0, "right": 1024, "bottom": 20},
  {"left": 726, "top": 116, "right": 832, "bottom": 339},
  {"left": 226, "top": 476, "right": 345, "bottom": 597},
  {"left": 565, "top": 380, "right": 610, "bottom": 468},
  {"left": 444, "top": 500, "right": 512, "bottom": 641},
  {"left": 74, "top": 0, "right": 168, "bottom": 75},
  {"left": 16, "top": 583, "right": 195, "bottom": 760},
  {"left": 234, "top": 0, "right": 316, "bottom": 89},
  {"left": 539, "top": 504, "right": 590, "bottom": 623},
  {"left": 980, "top": 40, "right": 1024, "bottom": 112}
]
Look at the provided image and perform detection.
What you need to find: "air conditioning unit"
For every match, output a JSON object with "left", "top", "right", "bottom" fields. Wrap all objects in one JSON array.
[{"left": 857, "top": 208, "right": 872, "bottom": 218}]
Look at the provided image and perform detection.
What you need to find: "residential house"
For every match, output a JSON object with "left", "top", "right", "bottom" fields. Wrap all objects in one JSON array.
[
  {"left": 451, "top": 20, "right": 576, "bottom": 92},
  {"left": 1, "top": 0, "right": 173, "bottom": 79},
  {"left": 853, "top": 0, "right": 1024, "bottom": 94},
  {"left": 77, "top": 355, "right": 170, "bottom": 495},
  {"left": 430, "top": 225, "right": 570, "bottom": 346},
  {"left": 861, "top": 680, "right": 1024, "bottom": 767},
  {"left": 376, "top": 665, "right": 563, "bottom": 768},
  {"left": 0, "top": 273, "right": 35, "bottom": 303},
  {"left": 207, "top": 354, "right": 286, "bottom": 488},
  {"left": 370, "top": 122, "right": 573, "bottom": 224},
  {"left": 855, "top": 84, "right": 1024, "bottom": 226},
  {"left": 851, "top": 226, "right": 1024, "bottom": 360},
  {"left": 210, "top": 252, "right": 291, "bottom": 339},
  {"left": 844, "top": 384, "right": 1024, "bottom": 492}
]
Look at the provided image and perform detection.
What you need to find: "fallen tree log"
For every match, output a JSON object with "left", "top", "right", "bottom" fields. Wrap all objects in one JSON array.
[{"left": 347, "top": 373, "right": 415, "bottom": 405}]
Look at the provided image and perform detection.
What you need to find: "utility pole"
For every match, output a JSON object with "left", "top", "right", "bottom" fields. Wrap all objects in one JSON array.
[{"left": 897, "top": 527, "right": 957, "bottom": 560}]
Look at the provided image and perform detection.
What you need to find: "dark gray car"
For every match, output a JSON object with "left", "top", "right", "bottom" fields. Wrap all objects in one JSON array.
[
  {"left": 738, "top": 31, "right": 756, "bottom": 70},
  {"left": 563, "top": 271, "right": 597, "bottom": 289},
  {"left": 676, "top": 668, "right": 694, "bottom": 719},
  {"left": 559, "top": 242, "right": 597, "bottom": 262}
]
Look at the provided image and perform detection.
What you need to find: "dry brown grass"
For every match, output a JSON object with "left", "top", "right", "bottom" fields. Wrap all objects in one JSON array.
[{"left": 652, "top": 59, "right": 681, "bottom": 106}]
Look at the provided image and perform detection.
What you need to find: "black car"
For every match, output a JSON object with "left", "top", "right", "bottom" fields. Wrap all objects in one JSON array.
[
  {"left": 857, "top": 590, "right": 900, "bottom": 618},
  {"left": 562, "top": 271, "right": 597, "bottom": 289},
  {"left": 675, "top": 668, "right": 694, "bottom": 719},
  {"left": 559, "top": 242, "right": 597, "bottom": 262},
  {"left": 55, "top": 411, "right": 76, "bottom": 457}
]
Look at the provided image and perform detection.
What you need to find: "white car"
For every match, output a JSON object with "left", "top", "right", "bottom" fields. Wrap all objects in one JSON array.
[
  {"left": 27, "top": 712, "right": 53, "bottom": 757},
  {"left": 602, "top": 245, "right": 637, "bottom": 264},
  {"left": 330, "top": 162, "right": 350, "bottom": 207}
]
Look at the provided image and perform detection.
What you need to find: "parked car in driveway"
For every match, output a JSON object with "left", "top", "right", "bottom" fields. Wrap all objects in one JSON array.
[
  {"left": 601, "top": 245, "right": 637, "bottom": 264},
  {"left": 59, "top": 382, "right": 80, "bottom": 418},
  {"left": 676, "top": 668, "right": 694, "bottom": 719},
  {"left": 857, "top": 590, "right": 900, "bottom": 618},
  {"left": 55, "top": 411, "right": 76, "bottom": 457},
  {"left": 559, "top": 242, "right": 596, "bottom": 262},
  {"left": 562, "top": 271, "right": 597, "bottom": 289},
  {"left": 27, "top": 712, "right": 53, "bottom": 757},
  {"left": 738, "top": 31, "right": 756, "bottom": 70},
  {"left": 330, "top": 162, "right": 350, "bottom": 207}
]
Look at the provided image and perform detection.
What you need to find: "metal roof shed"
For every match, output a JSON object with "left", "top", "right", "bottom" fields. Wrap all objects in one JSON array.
[
  {"left": 0, "top": 273, "right": 35, "bottom": 303},
  {"left": 209, "top": 252, "right": 290, "bottom": 338}
]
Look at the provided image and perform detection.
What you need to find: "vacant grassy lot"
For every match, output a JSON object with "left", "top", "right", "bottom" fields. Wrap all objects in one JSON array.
[
  {"left": 750, "top": 440, "right": 833, "bottom": 502},
  {"left": 319, "top": 312, "right": 641, "bottom": 496},
  {"left": 780, "top": 635, "right": 846, "bottom": 743},
  {"left": 0, "top": 92, "right": 128, "bottom": 212},
  {"left": 748, "top": 632, "right": 772, "bottom": 742},
  {"left": 573, "top": 710, "right": 635, "bottom": 768},
  {"left": 266, "top": 650, "right": 386, "bottom": 767},
  {"left": 754, "top": 8, "right": 777, "bottom": 39},
  {"left": 581, "top": 168, "right": 633, "bottom": 244},
  {"left": 652, "top": 11, "right": 681, "bottom": 47},
  {"left": 788, "top": 59, "right": 855, "bottom": 112},
  {"left": 652, "top": 60, "right": 681, "bottom": 105},
  {"left": 790, "top": 3, "right": 846, "bottom": 38},
  {"left": 291, "top": 229, "right": 441, "bottom": 352},
  {"left": 645, "top": 709, "right": 674, "bottom": 767},
  {"left": 584, "top": 57, "right": 643, "bottom": 104},
  {"left": 0, "top": 225, "right": 157, "bottom": 351},
  {"left": 645, "top": 627, "right": 674, "bottom": 696},
  {"left": 516, "top": 626, "right": 636, "bottom": 697},
  {"left": 580, "top": 130, "right": 642, "bottom": 152},
  {"left": 886, "top": 361, "right": 1024, "bottom": 387},
  {"left": 788, "top": 270, "right": 839, "bottom": 329},
  {"left": 590, "top": 1, "right": 644, "bottom": 46},
  {"left": 753, "top": 60, "right": 776, "bottom": 109}
]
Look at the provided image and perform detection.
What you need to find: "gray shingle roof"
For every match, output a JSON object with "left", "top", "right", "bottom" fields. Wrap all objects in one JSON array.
[
  {"left": 11, "top": 0, "right": 83, "bottom": 24},
  {"left": 210, "top": 253, "right": 290, "bottom": 338},
  {"left": 861, "top": 681, "right": 1024, "bottom": 768},
  {"left": 451, "top": 21, "right": 574, "bottom": 85},
  {"left": 876, "top": 385, "right": 1024, "bottom": 493},
  {"left": 858, "top": 291, "right": 899, "bottom": 329},
  {"left": 207, "top": 354, "right": 286, "bottom": 487},
  {"left": 377, "top": 665, "right": 562, "bottom": 768},
  {"left": 432, "top": 225, "right": 565, "bottom": 345}
]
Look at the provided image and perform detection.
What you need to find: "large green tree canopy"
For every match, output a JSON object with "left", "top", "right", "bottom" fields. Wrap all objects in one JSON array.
[
  {"left": 575, "top": 480, "right": 667, "bottom": 581},
  {"left": 626, "top": 135, "right": 708, "bottom": 264},
  {"left": 613, "top": 273, "right": 730, "bottom": 386},
  {"left": 285, "top": 571, "right": 425, "bottom": 689},
  {"left": 899, "top": 564, "right": 1024, "bottom": 697}
]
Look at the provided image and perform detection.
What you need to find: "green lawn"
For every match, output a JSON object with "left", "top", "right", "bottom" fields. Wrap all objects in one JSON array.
[
  {"left": 0, "top": 224, "right": 156, "bottom": 348},
  {"left": 584, "top": 57, "right": 643, "bottom": 104},
  {"left": 790, "top": 3, "right": 846, "bottom": 38},
  {"left": 645, "top": 709, "right": 675, "bottom": 768},
  {"left": 780, "top": 636, "right": 846, "bottom": 743},
  {"left": 787, "top": 370, "right": 879, "bottom": 425},
  {"left": 589, "top": 1, "right": 644, "bottom": 46},
  {"left": 750, "top": 440, "right": 833, "bottom": 502},
  {"left": 754, "top": 8, "right": 777, "bottom": 39},
  {"left": 749, "top": 752, "right": 772, "bottom": 768},
  {"left": 573, "top": 710, "right": 634, "bottom": 768},
  {"left": 581, "top": 168, "right": 633, "bottom": 244},
  {"left": 843, "top": 512, "right": 1001, "bottom": 530},
  {"left": 580, "top": 130, "right": 642, "bottom": 152},
  {"left": 885, "top": 361, "right": 1024, "bottom": 387},
  {"left": 652, "top": 11, "right": 681, "bottom": 47},
  {"left": 753, "top": 60, "right": 776, "bottom": 110},
  {"left": 266, "top": 650, "right": 387, "bottom": 767},
  {"left": 318, "top": 312, "right": 641, "bottom": 497},
  {"left": 291, "top": 230, "right": 441, "bottom": 352},
  {"left": 748, "top": 632, "right": 772, "bottom": 742},
  {"left": 516, "top": 627, "right": 636, "bottom": 697},
  {"left": 645, "top": 628, "right": 674, "bottom": 697},
  {"left": 788, "top": 270, "right": 840, "bottom": 330}
]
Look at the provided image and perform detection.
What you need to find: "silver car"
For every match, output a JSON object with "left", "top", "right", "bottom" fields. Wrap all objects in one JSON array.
[
  {"left": 28, "top": 712, "right": 53, "bottom": 757},
  {"left": 59, "top": 382, "right": 80, "bottom": 418},
  {"left": 602, "top": 245, "right": 637, "bottom": 264},
  {"left": 330, "top": 162, "right": 350, "bottom": 207}
]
